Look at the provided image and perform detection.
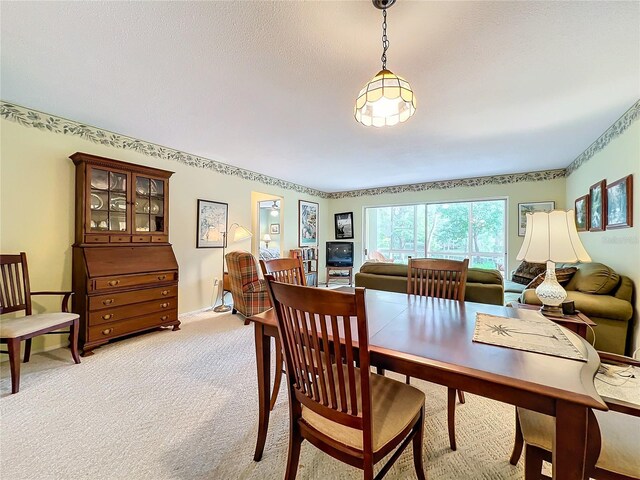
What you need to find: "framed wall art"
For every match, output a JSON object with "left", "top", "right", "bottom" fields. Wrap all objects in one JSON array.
[
  {"left": 606, "top": 174, "right": 633, "bottom": 229},
  {"left": 574, "top": 194, "right": 590, "bottom": 232},
  {"left": 196, "top": 199, "right": 228, "bottom": 248},
  {"left": 269, "top": 223, "right": 280, "bottom": 235},
  {"left": 334, "top": 212, "right": 354, "bottom": 239},
  {"left": 518, "top": 201, "right": 555, "bottom": 236},
  {"left": 299, "top": 200, "right": 319, "bottom": 247},
  {"left": 589, "top": 180, "right": 607, "bottom": 232}
]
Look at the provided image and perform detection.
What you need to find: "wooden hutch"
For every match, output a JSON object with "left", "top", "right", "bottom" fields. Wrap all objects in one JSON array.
[{"left": 71, "top": 153, "right": 179, "bottom": 355}]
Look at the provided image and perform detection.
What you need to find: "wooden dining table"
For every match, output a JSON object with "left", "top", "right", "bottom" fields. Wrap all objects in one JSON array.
[{"left": 248, "top": 288, "right": 606, "bottom": 480}]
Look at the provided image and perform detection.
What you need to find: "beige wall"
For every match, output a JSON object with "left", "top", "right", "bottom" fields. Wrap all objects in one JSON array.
[
  {"left": 0, "top": 119, "right": 328, "bottom": 352},
  {"left": 565, "top": 121, "right": 640, "bottom": 352},
  {"left": 327, "top": 178, "right": 566, "bottom": 276}
]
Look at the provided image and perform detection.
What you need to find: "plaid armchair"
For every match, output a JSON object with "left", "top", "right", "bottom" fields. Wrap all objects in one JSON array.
[{"left": 225, "top": 251, "right": 271, "bottom": 321}]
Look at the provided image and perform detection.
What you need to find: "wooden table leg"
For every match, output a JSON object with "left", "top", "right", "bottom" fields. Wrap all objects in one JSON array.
[
  {"left": 253, "top": 322, "right": 272, "bottom": 461},
  {"left": 553, "top": 401, "right": 589, "bottom": 480}
]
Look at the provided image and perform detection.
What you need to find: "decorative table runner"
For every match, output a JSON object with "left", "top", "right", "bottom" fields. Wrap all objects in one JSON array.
[
  {"left": 596, "top": 364, "right": 640, "bottom": 404},
  {"left": 473, "top": 312, "right": 586, "bottom": 362}
]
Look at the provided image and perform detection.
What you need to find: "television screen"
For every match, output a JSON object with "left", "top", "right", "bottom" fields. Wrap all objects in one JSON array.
[{"left": 326, "top": 241, "right": 354, "bottom": 267}]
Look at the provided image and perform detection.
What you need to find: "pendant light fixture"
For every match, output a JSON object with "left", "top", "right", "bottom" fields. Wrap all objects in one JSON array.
[{"left": 354, "top": 0, "right": 416, "bottom": 127}]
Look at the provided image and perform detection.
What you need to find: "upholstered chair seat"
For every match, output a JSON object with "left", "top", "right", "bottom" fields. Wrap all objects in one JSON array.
[
  {"left": 1, "top": 313, "right": 78, "bottom": 338},
  {"left": 225, "top": 251, "right": 271, "bottom": 320}
]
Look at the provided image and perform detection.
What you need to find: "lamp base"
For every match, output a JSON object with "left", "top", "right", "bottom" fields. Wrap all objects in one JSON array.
[
  {"left": 539, "top": 304, "right": 564, "bottom": 316},
  {"left": 213, "top": 304, "right": 232, "bottom": 313}
]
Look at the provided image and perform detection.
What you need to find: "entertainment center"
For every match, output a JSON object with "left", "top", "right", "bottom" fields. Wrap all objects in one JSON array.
[{"left": 325, "top": 241, "right": 354, "bottom": 286}]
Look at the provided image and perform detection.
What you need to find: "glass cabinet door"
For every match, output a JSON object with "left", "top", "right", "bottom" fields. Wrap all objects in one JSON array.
[
  {"left": 89, "top": 168, "right": 128, "bottom": 232},
  {"left": 134, "top": 176, "right": 166, "bottom": 234}
]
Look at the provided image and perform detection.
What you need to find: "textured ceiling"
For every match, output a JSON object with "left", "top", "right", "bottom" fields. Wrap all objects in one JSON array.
[{"left": 1, "top": 1, "right": 639, "bottom": 192}]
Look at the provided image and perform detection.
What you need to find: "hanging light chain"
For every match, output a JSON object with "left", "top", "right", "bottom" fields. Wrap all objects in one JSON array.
[{"left": 381, "top": 8, "right": 389, "bottom": 70}]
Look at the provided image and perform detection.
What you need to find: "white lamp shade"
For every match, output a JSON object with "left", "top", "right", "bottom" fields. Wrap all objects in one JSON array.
[
  {"left": 232, "top": 225, "right": 252, "bottom": 242},
  {"left": 263, "top": 234, "right": 272, "bottom": 242},
  {"left": 516, "top": 210, "right": 591, "bottom": 263},
  {"left": 354, "top": 69, "right": 416, "bottom": 127}
]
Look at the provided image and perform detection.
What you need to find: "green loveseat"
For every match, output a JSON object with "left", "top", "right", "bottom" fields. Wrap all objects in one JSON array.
[
  {"left": 518, "top": 262, "right": 634, "bottom": 355},
  {"left": 354, "top": 262, "right": 504, "bottom": 305}
]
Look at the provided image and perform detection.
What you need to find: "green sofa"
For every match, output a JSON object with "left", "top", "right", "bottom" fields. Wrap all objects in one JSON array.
[
  {"left": 354, "top": 262, "right": 504, "bottom": 305},
  {"left": 518, "top": 262, "right": 634, "bottom": 355}
]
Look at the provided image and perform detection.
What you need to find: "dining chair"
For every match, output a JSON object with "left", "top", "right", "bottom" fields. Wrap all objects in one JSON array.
[
  {"left": 225, "top": 251, "right": 271, "bottom": 325},
  {"left": 0, "top": 252, "right": 81, "bottom": 393},
  {"left": 259, "top": 257, "right": 307, "bottom": 410},
  {"left": 407, "top": 257, "right": 469, "bottom": 451},
  {"left": 510, "top": 352, "right": 640, "bottom": 480},
  {"left": 264, "top": 277, "right": 427, "bottom": 480}
]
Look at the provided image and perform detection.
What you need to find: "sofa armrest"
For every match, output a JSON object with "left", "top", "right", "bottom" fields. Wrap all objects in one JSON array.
[{"left": 522, "top": 290, "right": 633, "bottom": 322}]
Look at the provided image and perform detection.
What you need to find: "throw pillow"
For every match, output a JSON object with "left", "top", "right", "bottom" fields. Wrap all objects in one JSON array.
[
  {"left": 573, "top": 263, "right": 620, "bottom": 295},
  {"left": 512, "top": 261, "right": 547, "bottom": 285},
  {"left": 525, "top": 267, "right": 578, "bottom": 290}
]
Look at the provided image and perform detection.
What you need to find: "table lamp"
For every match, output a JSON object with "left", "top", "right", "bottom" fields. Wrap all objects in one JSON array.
[
  {"left": 516, "top": 210, "right": 591, "bottom": 315},
  {"left": 213, "top": 223, "right": 252, "bottom": 313},
  {"left": 262, "top": 234, "right": 271, "bottom": 248}
]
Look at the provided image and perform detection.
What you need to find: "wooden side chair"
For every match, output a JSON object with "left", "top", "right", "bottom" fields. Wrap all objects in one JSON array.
[
  {"left": 264, "top": 276, "right": 427, "bottom": 480},
  {"left": 0, "top": 252, "right": 81, "bottom": 394},
  {"left": 407, "top": 257, "right": 469, "bottom": 451},
  {"left": 259, "top": 257, "right": 308, "bottom": 411},
  {"left": 225, "top": 251, "right": 271, "bottom": 325},
  {"left": 510, "top": 352, "right": 640, "bottom": 480}
]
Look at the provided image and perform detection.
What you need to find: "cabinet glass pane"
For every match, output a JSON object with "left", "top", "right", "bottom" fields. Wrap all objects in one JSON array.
[
  {"left": 136, "top": 177, "right": 150, "bottom": 196},
  {"left": 109, "top": 213, "right": 127, "bottom": 232},
  {"left": 136, "top": 213, "right": 150, "bottom": 232},
  {"left": 150, "top": 215, "right": 164, "bottom": 232},
  {"left": 110, "top": 172, "right": 126, "bottom": 192},
  {"left": 135, "top": 198, "right": 149, "bottom": 214},
  {"left": 90, "top": 169, "right": 109, "bottom": 190},
  {"left": 91, "top": 211, "right": 109, "bottom": 231},
  {"left": 150, "top": 179, "right": 164, "bottom": 197},
  {"left": 90, "top": 190, "right": 108, "bottom": 211},
  {"left": 109, "top": 193, "right": 127, "bottom": 212}
]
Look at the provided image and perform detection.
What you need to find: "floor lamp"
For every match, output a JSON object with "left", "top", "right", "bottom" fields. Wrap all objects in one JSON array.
[{"left": 213, "top": 223, "right": 252, "bottom": 313}]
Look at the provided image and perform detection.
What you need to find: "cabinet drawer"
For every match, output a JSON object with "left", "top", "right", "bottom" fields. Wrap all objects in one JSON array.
[
  {"left": 151, "top": 235, "right": 168, "bottom": 243},
  {"left": 131, "top": 235, "right": 150, "bottom": 243},
  {"left": 89, "top": 298, "right": 176, "bottom": 325},
  {"left": 89, "top": 285, "right": 177, "bottom": 310},
  {"left": 88, "top": 309, "right": 178, "bottom": 342},
  {"left": 110, "top": 235, "right": 131, "bottom": 243},
  {"left": 85, "top": 235, "right": 110, "bottom": 243},
  {"left": 93, "top": 271, "right": 176, "bottom": 290}
]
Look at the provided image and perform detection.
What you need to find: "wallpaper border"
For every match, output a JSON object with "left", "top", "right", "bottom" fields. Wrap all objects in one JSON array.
[
  {"left": 3, "top": 99, "right": 627, "bottom": 199},
  {"left": 565, "top": 99, "right": 640, "bottom": 176}
]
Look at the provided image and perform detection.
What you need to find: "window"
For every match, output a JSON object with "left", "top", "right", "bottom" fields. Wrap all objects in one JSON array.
[{"left": 364, "top": 199, "right": 507, "bottom": 273}]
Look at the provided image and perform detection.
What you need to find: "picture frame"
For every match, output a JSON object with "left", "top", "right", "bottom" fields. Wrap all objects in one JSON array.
[
  {"left": 269, "top": 223, "right": 280, "bottom": 235},
  {"left": 334, "top": 212, "right": 354, "bottom": 239},
  {"left": 574, "top": 194, "right": 590, "bottom": 232},
  {"left": 518, "top": 201, "right": 556, "bottom": 236},
  {"left": 196, "top": 199, "right": 228, "bottom": 248},
  {"left": 606, "top": 174, "right": 633, "bottom": 229},
  {"left": 589, "top": 180, "right": 607, "bottom": 232},
  {"left": 299, "top": 200, "right": 319, "bottom": 247}
]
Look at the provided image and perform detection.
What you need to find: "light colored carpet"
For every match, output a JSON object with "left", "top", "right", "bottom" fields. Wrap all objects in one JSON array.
[{"left": 0, "top": 311, "right": 526, "bottom": 479}]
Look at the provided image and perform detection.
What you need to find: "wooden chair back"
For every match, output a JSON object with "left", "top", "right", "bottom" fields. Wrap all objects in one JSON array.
[
  {"left": 408, "top": 257, "right": 469, "bottom": 301},
  {"left": 260, "top": 257, "right": 307, "bottom": 286},
  {"left": 264, "top": 276, "right": 373, "bottom": 440},
  {"left": 0, "top": 253, "right": 31, "bottom": 315}
]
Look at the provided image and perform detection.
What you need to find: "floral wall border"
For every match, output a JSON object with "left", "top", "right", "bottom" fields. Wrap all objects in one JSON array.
[
  {"left": 565, "top": 99, "right": 640, "bottom": 176},
  {"left": 3, "top": 99, "right": 630, "bottom": 200},
  {"left": 0, "top": 101, "right": 328, "bottom": 198}
]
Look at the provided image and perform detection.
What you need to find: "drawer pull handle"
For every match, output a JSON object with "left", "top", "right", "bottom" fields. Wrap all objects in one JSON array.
[
  {"left": 102, "top": 328, "right": 113, "bottom": 335},
  {"left": 108, "top": 280, "right": 120, "bottom": 286},
  {"left": 158, "top": 275, "right": 167, "bottom": 281},
  {"left": 161, "top": 290, "right": 169, "bottom": 296},
  {"left": 160, "top": 315, "right": 168, "bottom": 321},
  {"left": 160, "top": 303, "right": 169, "bottom": 308},
  {"left": 102, "top": 314, "right": 113, "bottom": 320},
  {"left": 103, "top": 299, "right": 114, "bottom": 305}
]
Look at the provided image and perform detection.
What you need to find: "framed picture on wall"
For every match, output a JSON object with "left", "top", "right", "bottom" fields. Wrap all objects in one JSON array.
[
  {"left": 196, "top": 199, "right": 228, "bottom": 248},
  {"left": 299, "top": 200, "right": 319, "bottom": 246},
  {"left": 606, "top": 174, "right": 633, "bottom": 229},
  {"left": 574, "top": 194, "right": 590, "bottom": 232},
  {"left": 517, "top": 201, "right": 555, "bottom": 236},
  {"left": 589, "top": 180, "right": 607, "bottom": 232},
  {"left": 334, "top": 212, "right": 354, "bottom": 239},
  {"left": 269, "top": 223, "right": 280, "bottom": 235}
]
